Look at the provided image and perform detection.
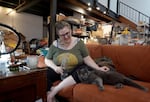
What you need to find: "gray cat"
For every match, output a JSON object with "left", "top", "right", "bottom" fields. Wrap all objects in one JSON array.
[{"left": 76, "top": 57, "right": 149, "bottom": 92}]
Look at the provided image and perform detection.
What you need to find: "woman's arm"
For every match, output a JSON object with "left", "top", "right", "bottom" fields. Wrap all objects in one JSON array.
[
  {"left": 83, "top": 56, "right": 109, "bottom": 72},
  {"left": 45, "top": 58, "right": 63, "bottom": 74}
]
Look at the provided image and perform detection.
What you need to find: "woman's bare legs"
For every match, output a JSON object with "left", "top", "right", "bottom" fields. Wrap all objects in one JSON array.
[{"left": 47, "top": 75, "right": 76, "bottom": 102}]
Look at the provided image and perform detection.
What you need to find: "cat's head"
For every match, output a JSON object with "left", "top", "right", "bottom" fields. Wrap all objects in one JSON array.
[{"left": 77, "top": 67, "right": 91, "bottom": 81}]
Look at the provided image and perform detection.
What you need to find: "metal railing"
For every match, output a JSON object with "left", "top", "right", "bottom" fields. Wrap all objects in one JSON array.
[{"left": 119, "top": 1, "right": 150, "bottom": 25}]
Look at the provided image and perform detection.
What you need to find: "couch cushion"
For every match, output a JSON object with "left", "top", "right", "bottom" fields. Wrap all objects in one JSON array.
[
  {"left": 86, "top": 44, "right": 103, "bottom": 59},
  {"left": 101, "top": 45, "right": 150, "bottom": 82},
  {"left": 73, "top": 81, "right": 150, "bottom": 102},
  {"left": 58, "top": 85, "right": 75, "bottom": 102}
]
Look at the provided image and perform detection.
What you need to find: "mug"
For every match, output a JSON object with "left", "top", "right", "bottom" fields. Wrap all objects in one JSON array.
[{"left": 26, "top": 55, "right": 38, "bottom": 69}]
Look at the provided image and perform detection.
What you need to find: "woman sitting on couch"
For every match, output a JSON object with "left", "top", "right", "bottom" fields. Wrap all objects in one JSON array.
[{"left": 45, "top": 21, "right": 110, "bottom": 102}]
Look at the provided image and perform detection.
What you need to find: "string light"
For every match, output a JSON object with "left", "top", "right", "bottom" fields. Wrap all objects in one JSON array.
[
  {"left": 87, "top": 0, "right": 100, "bottom": 11},
  {"left": 87, "top": 7, "right": 92, "bottom": 11},
  {"left": 96, "top": 6, "right": 100, "bottom": 10},
  {"left": 87, "top": 2, "right": 91, "bottom": 6}
]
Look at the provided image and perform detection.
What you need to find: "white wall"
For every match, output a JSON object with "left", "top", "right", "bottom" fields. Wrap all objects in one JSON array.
[
  {"left": 0, "top": 7, "right": 43, "bottom": 41},
  {"left": 120, "top": 0, "right": 150, "bottom": 16}
]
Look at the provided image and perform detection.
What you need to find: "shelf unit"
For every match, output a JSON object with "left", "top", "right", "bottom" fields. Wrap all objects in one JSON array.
[{"left": 137, "top": 22, "right": 149, "bottom": 39}]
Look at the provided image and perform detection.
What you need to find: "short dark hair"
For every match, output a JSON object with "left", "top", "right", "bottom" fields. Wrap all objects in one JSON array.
[{"left": 55, "top": 21, "right": 71, "bottom": 35}]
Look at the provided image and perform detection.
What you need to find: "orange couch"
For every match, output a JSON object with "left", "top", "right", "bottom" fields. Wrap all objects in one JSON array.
[{"left": 38, "top": 44, "right": 150, "bottom": 102}]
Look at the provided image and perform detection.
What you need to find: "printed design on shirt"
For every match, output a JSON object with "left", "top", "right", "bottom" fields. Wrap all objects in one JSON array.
[{"left": 57, "top": 52, "right": 78, "bottom": 69}]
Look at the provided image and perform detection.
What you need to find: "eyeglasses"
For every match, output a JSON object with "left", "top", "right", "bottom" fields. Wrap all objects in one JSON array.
[{"left": 59, "top": 31, "right": 70, "bottom": 37}]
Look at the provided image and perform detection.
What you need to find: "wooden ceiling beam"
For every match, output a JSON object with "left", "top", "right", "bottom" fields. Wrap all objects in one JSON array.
[
  {"left": 58, "top": 0, "right": 114, "bottom": 22},
  {"left": 16, "top": 0, "right": 42, "bottom": 13}
]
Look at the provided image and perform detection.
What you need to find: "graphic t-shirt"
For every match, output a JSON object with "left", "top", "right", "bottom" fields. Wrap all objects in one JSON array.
[{"left": 46, "top": 39, "right": 89, "bottom": 70}]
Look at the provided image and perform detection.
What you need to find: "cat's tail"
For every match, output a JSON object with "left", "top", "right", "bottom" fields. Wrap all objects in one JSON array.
[{"left": 124, "top": 77, "right": 149, "bottom": 92}]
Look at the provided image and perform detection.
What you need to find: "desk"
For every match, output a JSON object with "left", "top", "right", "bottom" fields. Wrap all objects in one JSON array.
[{"left": 0, "top": 68, "right": 47, "bottom": 102}]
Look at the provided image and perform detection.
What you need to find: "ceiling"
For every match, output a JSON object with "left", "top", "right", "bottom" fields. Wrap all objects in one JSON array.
[
  {"left": 0, "top": 0, "right": 62, "bottom": 16},
  {"left": 0, "top": 0, "right": 117, "bottom": 22}
]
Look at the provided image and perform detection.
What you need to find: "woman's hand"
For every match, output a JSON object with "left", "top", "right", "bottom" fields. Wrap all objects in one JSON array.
[
  {"left": 54, "top": 66, "right": 63, "bottom": 74},
  {"left": 98, "top": 66, "right": 110, "bottom": 72}
]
